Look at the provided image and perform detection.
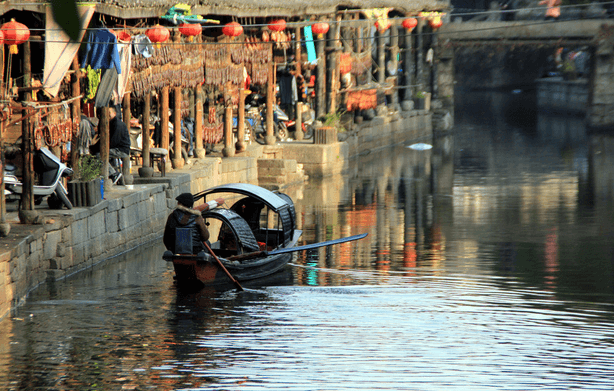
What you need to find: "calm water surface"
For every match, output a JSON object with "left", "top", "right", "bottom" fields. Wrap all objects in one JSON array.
[{"left": 2, "top": 90, "right": 614, "bottom": 390}]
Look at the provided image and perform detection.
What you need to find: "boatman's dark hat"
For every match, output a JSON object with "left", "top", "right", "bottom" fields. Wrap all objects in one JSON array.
[{"left": 175, "top": 193, "right": 194, "bottom": 208}]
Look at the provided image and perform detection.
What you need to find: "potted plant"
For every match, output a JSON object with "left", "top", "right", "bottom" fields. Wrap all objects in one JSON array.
[
  {"left": 68, "top": 155, "right": 103, "bottom": 207},
  {"left": 315, "top": 111, "right": 346, "bottom": 144},
  {"left": 414, "top": 90, "right": 426, "bottom": 110}
]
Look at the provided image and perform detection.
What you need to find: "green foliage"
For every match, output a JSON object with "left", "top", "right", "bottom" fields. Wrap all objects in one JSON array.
[
  {"left": 323, "top": 110, "right": 347, "bottom": 132},
  {"left": 78, "top": 155, "right": 102, "bottom": 182},
  {"left": 414, "top": 90, "right": 426, "bottom": 99}
]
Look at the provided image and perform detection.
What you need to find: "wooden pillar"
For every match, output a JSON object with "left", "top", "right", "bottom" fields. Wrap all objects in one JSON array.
[
  {"left": 403, "top": 26, "right": 414, "bottom": 103},
  {"left": 172, "top": 86, "right": 184, "bottom": 168},
  {"left": 194, "top": 85, "right": 205, "bottom": 157},
  {"left": 236, "top": 89, "right": 246, "bottom": 152},
  {"left": 123, "top": 92, "right": 131, "bottom": 127},
  {"left": 389, "top": 24, "right": 400, "bottom": 110},
  {"left": 21, "top": 41, "right": 34, "bottom": 212},
  {"left": 194, "top": 84, "right": 205, "bottom": 157},
  {"left": 70, "top": 57, "right": 81, "bottom": 177},
  {"left": 327, "top": 15, "right": 341, "bottom": 114},
  {"left": 295, "top": 26, "right": 302, "bottom": 76},
  {"left": 315, "top": 32, "right": 326, "bottom": 119},
  {"left": 141, "top": 92, "right": 151, "bottom": 168},
  {"left": 431, "top": 32, "right": 438, "bottom": 99},
  {"left": 265, "top": 61, "right": 276, "bottom": 145},
  {"left": 376, "top": 28, "right": 386, "bottom": 85},
  {"left": 222, "top": 105, "right": 235, "bottom": 157},
  {"left": 100, "top": 107, "right": 111, "bottom": 191},
  {"left": 295, "top": 101, "right": 304, "bottom": 140},
  {"left": 160, "top": 86, "right": 171, "bottom": 171},
  {"left": 416, "top": 20, "right": 425, "bottom": 96}
]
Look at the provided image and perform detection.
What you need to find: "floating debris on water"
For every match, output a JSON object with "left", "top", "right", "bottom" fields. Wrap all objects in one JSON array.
[{"left": 407, "top": 143, "right": 432, "bottom": 151}]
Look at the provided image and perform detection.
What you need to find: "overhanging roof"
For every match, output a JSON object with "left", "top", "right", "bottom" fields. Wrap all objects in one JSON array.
[{"left": 0, "top": 0, "right": 449, "bottom": 19}]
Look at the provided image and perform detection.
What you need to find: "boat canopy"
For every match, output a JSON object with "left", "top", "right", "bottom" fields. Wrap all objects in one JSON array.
[{"left": 194, "top": 183, "right": 289, "bottom": 213}]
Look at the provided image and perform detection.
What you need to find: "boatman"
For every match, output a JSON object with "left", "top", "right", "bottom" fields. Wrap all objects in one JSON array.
[{"left": 163, "top": 193, "right": 224, "bottom": 254}]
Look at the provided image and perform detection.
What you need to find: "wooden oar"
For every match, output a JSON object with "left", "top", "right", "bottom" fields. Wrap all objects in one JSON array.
[
  {"left": 203, "top": 241, "right": 244, "bottom": 291},
  {"left": 228, "top": 233, "right": 368, "bottom": 262}
]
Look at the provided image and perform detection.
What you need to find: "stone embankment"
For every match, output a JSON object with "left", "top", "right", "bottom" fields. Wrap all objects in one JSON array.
[{"left": 0, "top": 106, "right": 434, "bottom": 320}]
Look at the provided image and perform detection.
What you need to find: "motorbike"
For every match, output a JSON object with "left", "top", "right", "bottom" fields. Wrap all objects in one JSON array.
[
  {"left": 3, "top": 147, "right": 74, "bottom": 209},
  {"left": 244, "top": 93, "right": 289, "bottom": 142},
  {"left": 283, "top": 105, "right": 315, "bottom": 140}
]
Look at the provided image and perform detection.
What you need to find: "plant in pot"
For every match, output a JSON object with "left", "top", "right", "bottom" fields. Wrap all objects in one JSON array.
[
  {"left": 315, "top": 111, "right": 346, "bottom": 144},
  {"left": 414, "top": 90, "right": 426, "bottom": 110},
  {"left": 68, "top": 155, "right": 103, "bottom": 207}
]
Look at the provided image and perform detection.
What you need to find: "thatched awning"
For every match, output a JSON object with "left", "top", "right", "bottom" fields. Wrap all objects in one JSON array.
[{"left": 0, "top": 0, "right": 449, "bottom": 19}]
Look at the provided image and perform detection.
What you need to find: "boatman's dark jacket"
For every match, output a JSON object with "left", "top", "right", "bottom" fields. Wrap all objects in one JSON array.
[{"left": 163, "top": 205, "right": 210, "bottom": 254}]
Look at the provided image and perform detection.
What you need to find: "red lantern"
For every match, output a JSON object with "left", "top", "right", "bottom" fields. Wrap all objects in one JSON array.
[
  {"left": 402, "top": 18, "right": 418, "bottom": 32},
  {"left": 179, "top": 23, "right": 201, "bottom": 42},
  {"left": 2, "top": 19, "right": 29, "bottom": 54},
  {"left": 146, "top": 24, "right": 170, "bottom": 48},
  {"left": 268, "top": 19, "right": 286, "bottom": 32},
  {"left": 311, "top": 22, "right": 329, "bottom": 38},
  {"left": 429, "top": 16, "right": 443, "bottom": 30},
  {"left": 375, "top": 20, "right": 391, "bottom": 32},
  {"left": 222, "top": 22, "right": 243, "bottom": 38}
]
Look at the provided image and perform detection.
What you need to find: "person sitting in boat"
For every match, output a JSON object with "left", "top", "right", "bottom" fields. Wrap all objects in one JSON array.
[{"left": 163, "top": 193, "right": 223, "bottom": 254}]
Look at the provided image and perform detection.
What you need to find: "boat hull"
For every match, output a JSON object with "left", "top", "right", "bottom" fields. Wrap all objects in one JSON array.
[{"left": 170, "top": 252, "right": 295, "bottom": 290}]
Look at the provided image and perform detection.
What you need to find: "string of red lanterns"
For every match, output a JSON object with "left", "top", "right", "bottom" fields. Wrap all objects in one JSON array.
[
  {"left": 222, "top": 22, "right": 243, "bottom": 38},
  {"left": 268, "top": 19, "right": 286, "bottom": 32},
  {"left": 402, "top": 18, "right": 418, "bottom": 32},
  {"left": 2, "top": 19, "right": 29, "bottom": 54},
  {"left": 146, "top": 24, "right": 170, "bottom": 48},
  {"left": 311, "top": 22, "right": 329, "bottom": 39},
  {"left": 179, "top": 23, "right": 201, "bottom": 41}
]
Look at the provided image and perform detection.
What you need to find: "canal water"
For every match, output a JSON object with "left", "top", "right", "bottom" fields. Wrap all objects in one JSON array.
[{"left": 3, "top": 89, "right": 614, "bottom": 390}]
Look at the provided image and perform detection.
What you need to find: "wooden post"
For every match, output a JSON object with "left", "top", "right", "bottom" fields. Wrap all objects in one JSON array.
[
  {"left": 265, "top": 61, "right": 276, "bottom": 145},
  {"left": 142, "top": 91, "right": 151, "bottom": 168},
  {"left": 416, "top": 19, "right": 424, "bottom": 97},
  {"left": 295, "top": 26, "right": 302, "bottom": 76},
  {"left": 295, "top": 101, "right": 304, "bottom": 140},
  {"left": 389, "top": 24, "right": 400, "bottom": 110},
  {"left": 70, "top": 57, "right": 81, "bottom": 177},
  {"left": 236, "top": 88, "right": 246, "bottom": 152},
  {"left": 376, "top": 28, "right": 386, "bottom": 85},
  {"left": 403, "top": 25, "right": 414, "bottom": 103},
  {"left": 431, "top": 32, "right": 438, "bottom": 99},
  {"left": 315, "top": 32, "right": 326, "bottom": 119},
  {"left": 100, "top": 106, "right": 111, "bottom": 190},
  {"left": 160, "top": 86, "right": 171, "bottom": 171},
  {"left": 172, "top": 86, "right": 184, "bottom": 168},
  {"left": 327, "top": 15, "right": 341, "bottom": 114},
  {"left": 194, "top": 84, "right": 205, "bottom": 157},
  {"left": 222, "top": 105, "right": 235, "bottom": 157},
  {"left": 123, "top": 92, "right": 131, "bottom": 128},
  {"left": 21, "top": 41, "right": 34, "bottom": 212}
]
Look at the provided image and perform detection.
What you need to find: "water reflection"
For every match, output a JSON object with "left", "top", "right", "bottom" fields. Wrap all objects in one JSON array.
[{"left": 3, "top": 89, "right": 614, "bottom": 389}]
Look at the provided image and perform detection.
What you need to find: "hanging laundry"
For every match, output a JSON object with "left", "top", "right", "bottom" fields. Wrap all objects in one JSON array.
[
  {"left": 132, "top": 34, "right": 154, "bottom": 58},
  {"left": 116, "top": 41, "right": 133, "bottom": 98},
  {"left": 94, "top": 68, "right": 118, "bottom": 108},
  {"left": 81, "top": 29, "right": 122, "bottom": 73},
  {"left": 84, "top": 66, "right": 101, "bottom": 100}
]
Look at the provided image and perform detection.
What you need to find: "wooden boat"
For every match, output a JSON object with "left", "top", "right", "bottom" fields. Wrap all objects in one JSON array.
[{"left": 163, "top": 183, "right": 302, "bottom": 290}]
